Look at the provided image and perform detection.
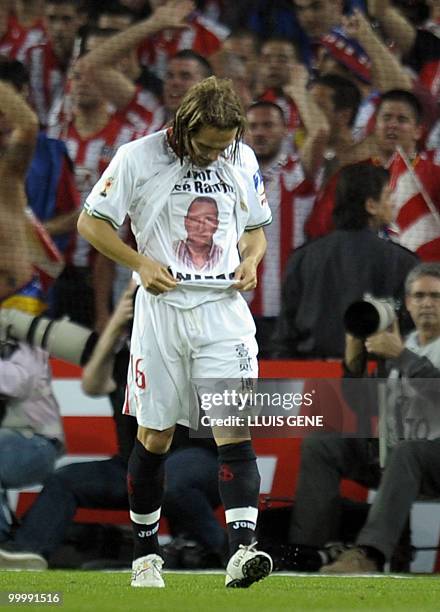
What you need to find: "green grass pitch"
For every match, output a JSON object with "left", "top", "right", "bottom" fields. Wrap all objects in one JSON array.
[{"left": 1, "top": 571, "right": 440, "bottom": 612}]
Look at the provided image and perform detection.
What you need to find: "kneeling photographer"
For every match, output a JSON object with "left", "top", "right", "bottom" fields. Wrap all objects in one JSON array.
[
  {"left": 287, "top": 263, "right": 440, "bottom": 573},
  {"left": 0, "top": 320, "right": 65, "bottom": 545},
  {"left": 0, "top": 304, "right": 98, "bottom": 550}
]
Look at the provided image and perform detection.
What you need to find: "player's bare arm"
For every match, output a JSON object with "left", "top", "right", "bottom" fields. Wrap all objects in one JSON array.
[
  {"left": 77, "top": 212, "right": 177, "bottom": 295},
  {"left": 234, "top": 227, "right": 267, "bottom": 291}
]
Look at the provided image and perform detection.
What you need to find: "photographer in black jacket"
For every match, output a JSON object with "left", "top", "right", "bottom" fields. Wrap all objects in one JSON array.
[{"left": 272, "top": 162, "right": 419, "bottom": 358}]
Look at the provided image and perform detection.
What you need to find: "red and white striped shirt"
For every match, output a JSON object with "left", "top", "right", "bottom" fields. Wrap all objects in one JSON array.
[
  {"left": 137, "top": 13, "right": 229, "bottom": 79},
  {"left": 113, "top": 85, "right": 166, "bottom": 135},
  {"left": 25, "top": 40, "right": 66, "bottom": 128},
  {"left": 0, "top": 14, "right": 46, "bottom": 62},
  {"left": 49, "top": 116, "right": 138, "bottom": 266},
  {"left": 248, "top": 154, "right": 315, "bottom": 317},
  {"left": 259, "top": 89, "right": 302, "bottom": 139},
  {"left": 389, "top": 149, "right": 440, "bottom": 261}
]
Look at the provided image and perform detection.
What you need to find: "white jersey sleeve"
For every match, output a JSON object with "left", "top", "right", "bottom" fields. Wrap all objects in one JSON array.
[
  {"left": 239, "top": 143, "right": 272, "bottom": 230},
  {"left": 84, "top": 144, "right": 136, "bottom": 229}
]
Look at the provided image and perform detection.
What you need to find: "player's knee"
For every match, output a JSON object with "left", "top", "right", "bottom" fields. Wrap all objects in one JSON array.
[{"left": 137, "top": 425, "right": 175, "bottom": 454}]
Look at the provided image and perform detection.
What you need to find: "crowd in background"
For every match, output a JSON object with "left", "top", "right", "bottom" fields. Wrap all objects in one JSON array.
[{"left": 0, "top": 0, "right": 437, "bottom": 356}]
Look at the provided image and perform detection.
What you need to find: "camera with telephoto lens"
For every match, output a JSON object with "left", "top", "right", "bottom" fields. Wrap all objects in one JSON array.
[
  {"left": 0, "top": 308, "right": 97, "bottom": 366},
  {"left": 344, "top": 295, "right": 399, "bottom": 339}
]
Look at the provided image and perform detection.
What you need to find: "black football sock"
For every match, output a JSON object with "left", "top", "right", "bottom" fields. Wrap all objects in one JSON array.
[
  {"left": 127, "top": 438, "right": 166, "bottom": 560},
  {"left": 217, "top": 440, "right": 261, "bottom": 555}
]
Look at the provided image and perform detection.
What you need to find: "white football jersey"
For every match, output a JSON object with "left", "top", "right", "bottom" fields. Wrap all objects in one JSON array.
[{"left": 85, "top": 130, "right": 271, "bottom": 308}]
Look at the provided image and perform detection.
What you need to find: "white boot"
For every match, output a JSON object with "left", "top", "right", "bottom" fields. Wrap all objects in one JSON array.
[
  {"left": 225, "top": 543, "right": 272, "bottom": 588},
  {"left": 131, "top": 554, "right": 165, "bottom": 588}
]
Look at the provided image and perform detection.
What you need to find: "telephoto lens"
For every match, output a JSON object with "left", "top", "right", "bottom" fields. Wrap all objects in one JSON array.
[{"left": 0, "top": 308, "right": 97, "bottom": 365}]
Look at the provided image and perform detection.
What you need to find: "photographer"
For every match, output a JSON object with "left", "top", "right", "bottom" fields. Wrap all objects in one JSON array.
[
  {"left": 289, "top": 262, "right": 440, "bottom": 571},
  {"left": 0, "top": 285, "right": 137, "bottom": 569},
  {"left": 321, "top": 262, "right": 440, "bottom": 573},
  {"left": 0, "top": 328, "right": 64, "bottom": 545},
  {"left": 272, "top": 162, "right": 418, "bottom": 359}
]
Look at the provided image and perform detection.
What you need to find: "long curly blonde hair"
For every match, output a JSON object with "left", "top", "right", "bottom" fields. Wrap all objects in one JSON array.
[{"left": 171, "top": 76, "right": 246, "bottom": 164}]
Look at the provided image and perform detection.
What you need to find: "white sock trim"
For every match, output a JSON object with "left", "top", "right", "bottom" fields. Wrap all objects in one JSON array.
[
  {"left": 225, "top": 506, "right": 258, "bottom": 524},
  {"left": 130, "top": 508, "right": 161, "bottom": 525}
]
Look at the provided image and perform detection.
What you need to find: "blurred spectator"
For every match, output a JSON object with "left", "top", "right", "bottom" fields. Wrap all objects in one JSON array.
[
  {"left": 76, "top": 27, "right": 165, "bottom": 136},
  {"left": 368, "top": 0, "right": 439, "bottom": 70},
  {"left": 272, "top": 163, "right": 418, "bottom": 358},
  {"left": 244, "top": 68, "right": 328, "bottom": 355},
  {"left": 342, "top": 10, "right": 412, "bottom": 92},
  {"left": 319, "top": 9, "right": 412, "bottom": 141},
  {"left": 137, "top": 0, "right": 229, "bottom": 79},
  {"left": 24, "top": 0, "right": 85, "bottom": 128},
  {"left": 257, "top": 37, "right": 303, "bottom": 149},
  {"left": 308, "top": 73, "right": 362, "bottom": 185},
  {"left": 47, "top": 36, "right": 138, "bottom": 328},
  {"left": 0, "top": 68, "right": 63, "bottom": 311},
  {"left": 0, "top": 0, "right": 47, "bottom": 61},
  {"left": 293, "top": 0, "right": 343, "bottom": 40},
  {"left": 209, "top": 47, "right": 253, "bottom": 108},
  {"left": 0, "top": 333, "right": 64, "bottom": 545},
  {"left": 315, "top": 45, "right": 378, "bottom": 144},
  {"left": 74, "top": 3, "right": 203, "bottom": 131},
  {"left": 162, "top": 48, "right": 212, "bottom": 118},
  {"left": 307, "top": 90, "right": 440, "bottom": 262},
  {"left": 0, "top": 58, "right": 80, "bottom": 267},
  {"left": 368, "top": 0, "right": 440, "bottom": 99},
  {"left": 222, "top": 29, "right": 259, "bottom": 93},
  {"left": 14, "top": 1, "right": 47, "bottom": 38},
  {"left": 320, "top": 262, "right": 440, "bottom": 573}
]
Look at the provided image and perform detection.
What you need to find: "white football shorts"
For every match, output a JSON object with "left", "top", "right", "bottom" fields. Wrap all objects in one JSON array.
[{"left": 123, "top": 288, "right": 258, "bottom": 430}]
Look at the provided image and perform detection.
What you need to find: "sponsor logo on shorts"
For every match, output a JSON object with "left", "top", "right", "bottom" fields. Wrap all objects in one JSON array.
[{"left": 235, "top": 343, "right": 252, "bottom": 372}]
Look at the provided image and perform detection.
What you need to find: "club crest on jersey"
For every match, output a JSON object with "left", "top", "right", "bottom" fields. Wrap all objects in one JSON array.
[{"left": 100, "top": 177, "right": 114, "bottom": 197}]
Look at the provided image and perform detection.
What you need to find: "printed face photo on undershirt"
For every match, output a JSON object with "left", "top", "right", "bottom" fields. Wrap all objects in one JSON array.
[{"left": 147, "top": 166, "right": 240, "bottom": 277}]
